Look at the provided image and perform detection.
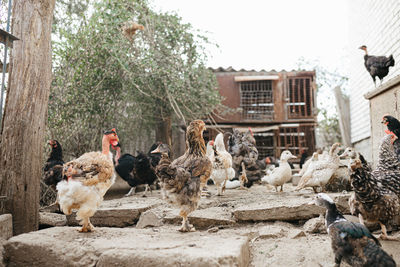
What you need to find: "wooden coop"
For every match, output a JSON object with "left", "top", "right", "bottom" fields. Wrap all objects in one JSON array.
[{"left": 205, "top": 67, "right": 317, "bottom": 161}]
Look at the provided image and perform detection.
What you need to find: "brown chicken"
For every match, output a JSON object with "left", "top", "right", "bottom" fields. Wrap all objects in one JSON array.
[
  {"left": 57, "top": 129, "right": 119, "bottom": 232},
  {"left": 152, "top": 120, "right": 212, "bottom": 232}
]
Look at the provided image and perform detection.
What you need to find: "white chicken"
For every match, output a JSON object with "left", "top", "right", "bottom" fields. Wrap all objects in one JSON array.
[
  {"left": 56, "top": 129, "right": 119, "bottom": 232},
  {"left": 207, "top": 133, "right": 235, "bottom": 195},
  {"left": 295, "top": 143, "right": 341, "bottom": 193},
  {"left": 261, "top": 150, "right": 296, "bottom": 192}
]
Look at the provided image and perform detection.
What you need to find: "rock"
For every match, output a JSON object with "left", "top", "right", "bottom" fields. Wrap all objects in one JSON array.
[
  {"left": 0, "top": 214, "right": 12, "bottom": 240},
  {"left": 257, "top": 225, "right": 287, "bottom": 239},
  {"left": 66, "top": 197, "right": 163, "bottom": 227},
  {"left": 303, "top": 216, "right": 327, "bottom": 234},
  {"left": 136, "top": 210, "right": 163, "bottom": 229},
  {"left": 233, "top": 197, "right": 325, "bottom": 222},
  {"left": 289, "top": 229, "right": 306, "bottom": 239},
  {"left": 39, "top": 212, "right": 67, "bottom": 227},
  {"left": 163, "top": 207, "right": 236, "bottom": 229},
  {"left": 5, "top": 227, "right": 250, "bottom": 267}
]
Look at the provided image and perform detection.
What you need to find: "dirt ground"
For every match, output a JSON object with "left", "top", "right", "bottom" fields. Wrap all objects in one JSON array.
[{"left": 103, "top": 180, "right": 400, "bottom": 267}]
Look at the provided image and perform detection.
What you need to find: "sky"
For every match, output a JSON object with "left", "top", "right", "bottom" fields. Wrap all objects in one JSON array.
[{"left": 151, "top": 0, "right": 350, "bottom": 72}]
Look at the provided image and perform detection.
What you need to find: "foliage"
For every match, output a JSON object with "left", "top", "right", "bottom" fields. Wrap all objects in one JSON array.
[
  {"left": 49, "top": 0, "right": 222, "bottom": 158},
  {"left": 296, "top": 57, "right": 348, "bottom": 146}
]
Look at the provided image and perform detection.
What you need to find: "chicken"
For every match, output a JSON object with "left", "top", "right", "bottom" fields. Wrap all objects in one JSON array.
[
  {"left": 312, "top": 193, "right": 396, "bottom": 267},
  {"left": 295, "top": 143, "right": 341, "bottom": 193},
  {"left": 113, "top": 142, "right": 165, "bottom": 197},
  {"left": 261, "top": 150, "right": 296, "bottom": 192},
  {"left": 122, "top": 21, "right": 144, "bottom": 41},
  {"left": 206, "top": 133, "right": 235, "bottom": 196},
  {"left": 43, "top": 140, "right": 65, "bottom": 189},
  {"left": 349, "top": 135, "right": 400, "bottom": 240},
  {"left": 153, "top": 120, "right": 211, "bottom": 232},
  {"left": 381, "top": 114, "right": 400, "bottom": 144},
  {"left": 298, "top": 152, "right": 319, "bottom": 178},
  {"left": 359, "top": 45, "right": 395, "bottom": 87},
  {"left": 56, "top": 129, "right": 119, "bottom": 232},
  {"left": 227, "top": 129, "right": 263, "bottom": 184}
]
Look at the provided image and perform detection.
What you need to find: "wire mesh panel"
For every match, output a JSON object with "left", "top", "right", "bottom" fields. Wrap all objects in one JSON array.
[
  {"left": 254, "top": 132, "right": 275, "bottom": 159},
  {"left": 240, "top": 80, "right": 274, "bottom": 120},
  {"left": 287, "top": 77, "right": 313, "bottom": 119}
]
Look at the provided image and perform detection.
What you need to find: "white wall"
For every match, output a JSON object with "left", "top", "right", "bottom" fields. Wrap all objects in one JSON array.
[{"left": 348, "top": 0, "right": 400, "bottom": 145}]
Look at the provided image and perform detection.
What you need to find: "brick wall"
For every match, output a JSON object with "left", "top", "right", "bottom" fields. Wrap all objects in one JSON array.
[{"left": 348, "top": 0, "right": 400, "bottom": 146}]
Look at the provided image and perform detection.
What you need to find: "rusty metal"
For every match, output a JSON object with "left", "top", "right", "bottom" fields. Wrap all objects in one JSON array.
[{"left": 287, "top": 77, "right": 313, "bottom": 119}]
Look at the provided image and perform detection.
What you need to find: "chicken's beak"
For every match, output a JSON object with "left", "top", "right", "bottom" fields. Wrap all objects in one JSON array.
[
  {"left": 111, "top": 138, "right": 119, "bottom": 147},
  {"left": 291, "top": 155, "right": 297, "bottom": 159},
  {"left": 151, "top": 147, "right": 161, "bottom": 154}
]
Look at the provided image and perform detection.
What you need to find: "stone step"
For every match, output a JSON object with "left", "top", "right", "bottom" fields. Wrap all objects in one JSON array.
[
  {"left": 4, "top": 227, "right": 250, "bottom": 267},
  {"left": 66, "top": 197, "right": 163, "bottom": 227},
  {"left": 232, "top": 193, "right": 350, "bottom": 222}
]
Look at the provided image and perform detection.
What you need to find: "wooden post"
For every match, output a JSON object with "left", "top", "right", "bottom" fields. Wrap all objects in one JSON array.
[
  {"left": 0, "top": 0, "right": 55, "bottom": 235},
  {"left": 333, "top": 86, "right": 351, "bottom": 147}
]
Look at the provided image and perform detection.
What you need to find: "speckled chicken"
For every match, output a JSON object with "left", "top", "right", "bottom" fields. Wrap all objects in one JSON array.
[
  {"left": 349, "top": 135, "right": 400, "bottom": 240},
  {"left": 227, "top": 129, "right": 263, "bottom": 184},
  {"left": 153, "top": 120, "right": 212, "bottom": 232},
  {"left": 312, "top": 193, "right": 396, "bottom": 267}
]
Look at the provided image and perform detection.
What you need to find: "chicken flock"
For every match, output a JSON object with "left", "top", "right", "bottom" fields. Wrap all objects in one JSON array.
[{"left": 40, "top": 46, "right": 400, "bottom": 265}]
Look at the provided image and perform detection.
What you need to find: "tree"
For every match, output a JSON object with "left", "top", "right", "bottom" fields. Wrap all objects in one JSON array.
[
  {"left": 49, "top": 0, "right": 222, "bottom": 156},
  {"left": 0, "top": 0, "right": 55, "bottom": 234}
]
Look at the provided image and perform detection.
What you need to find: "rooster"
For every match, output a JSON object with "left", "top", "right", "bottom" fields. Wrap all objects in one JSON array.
[
  {"left": 207, "top": 133, "right": 235, "bottom": 196},
  {"left": 359, "top": 45, "right": 395, "bottom": 87},
  {"left": 56, "top": 129, "right": 119, "bottom": 232},
  {"left": 152, "top": 120, "right": 211, "bottom": 232},
  {"left": 312, "top": 193, "right": 396, "bottom": 267},
  {"left": 43, "top": 140, "right": 64, "bottom": 189}
]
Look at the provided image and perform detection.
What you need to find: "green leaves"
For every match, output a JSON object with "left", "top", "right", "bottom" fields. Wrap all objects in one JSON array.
[{"left": 49, "top": 0, "right": 222, "bottom": 157}]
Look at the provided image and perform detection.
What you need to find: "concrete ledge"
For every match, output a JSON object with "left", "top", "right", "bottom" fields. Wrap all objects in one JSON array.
[
  {"left": 5, "top": 227, "right": 250, "bottom": 267},
  {"left": 364, "top": 74, "right": 400, "bottom": 99}
]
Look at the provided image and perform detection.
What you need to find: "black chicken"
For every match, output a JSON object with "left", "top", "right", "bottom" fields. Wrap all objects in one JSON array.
[
  {"left": 382, "top": 114, "right": 400, "bottom": 145},
  {"left": 43, "top": 140, "right": 65, "bottom": 188},
  {"left": 313, "top": 193, "right": 396, "bottom": 267},
  {"left": 114, "top": 142, "right": 167, "bottom": 197},
  {"left": 359, "top": 45, "right": 395, "bottom": 87}
]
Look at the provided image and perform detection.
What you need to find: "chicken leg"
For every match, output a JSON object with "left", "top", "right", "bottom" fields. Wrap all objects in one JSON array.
[
  {"left": 79, "top": 217, "right": 94, "bottom": 232},
  {"left": 125, "top": 186, "right": 136, "bottom": 197},
  {"left": 379, "top": 222, "right": 398, "bottom": 241},
  {"left": 179, "top": 210, "right": 195, "bottom": 232}
]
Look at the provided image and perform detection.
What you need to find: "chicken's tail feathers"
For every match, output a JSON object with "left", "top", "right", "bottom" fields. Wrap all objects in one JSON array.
[{"left": 386, "top": 54, "right": 395, "bottom": 67}]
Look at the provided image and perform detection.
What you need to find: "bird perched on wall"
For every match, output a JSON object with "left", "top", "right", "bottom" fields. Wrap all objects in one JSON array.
[
  {"left": 261, "top": 150, "right": 296, "bottom": 192},
  {"left": 153, "top": 120, "right": 211, "bottom": 232},
  {"left": 312, "top": 193, "right": 396, "bottom": 267},
  {"left": 359, "top": 45, "right": 395, "bottom": 87},
  {"left": 349, "top": 135, "right": 400, "bottom": 240},
  {"left": 57, "top": 129, "right": 119, "bottom": 232},
  {"left": 206, "top": 133, "right": 235, "bottom": 196},
  {"left": 381, "top": 114, "right": 400, "bottom": 144},
  {"left": 113, "top": 142, "right": 166, "bottom": 197},
  {"left": 43, "top": 140, "right": 65, "bottom": 189}
]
